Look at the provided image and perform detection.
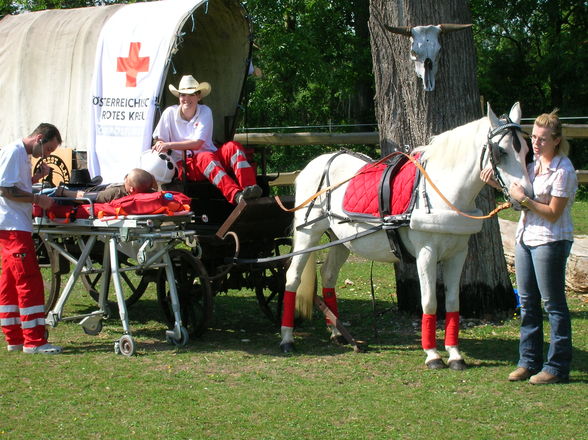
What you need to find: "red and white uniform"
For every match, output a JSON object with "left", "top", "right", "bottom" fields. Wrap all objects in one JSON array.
[
  {"left": 153, "top": 104, "right": 256, "bottom": 203},
  {"left": 0, "top": 141, "right": 47, "bottom": 348}
]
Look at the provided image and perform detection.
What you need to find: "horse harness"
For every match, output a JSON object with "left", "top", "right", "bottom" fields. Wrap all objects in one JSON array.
[
  {"left": 243, "top": 121, "right": 524, "bottom": 266},
  {"left": 297, "top": 116, "right": 525, "bottom": 261},
  {"left": 479, "top": 115, "right": 525, "bottom": 200},
  {"left": 300, "top": 148, "right": 422, "bottom": 261}
]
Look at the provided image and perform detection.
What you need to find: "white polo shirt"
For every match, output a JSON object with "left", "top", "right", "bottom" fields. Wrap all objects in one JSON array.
[
  {"left": 0, "top": 140, "right": 34, "bottom": 233},
  {"left": 153, "top": 104, "right": 216, "bottom": 163},
  {"left": 516, "top": 155, "right": 577, "bottom": 246}
]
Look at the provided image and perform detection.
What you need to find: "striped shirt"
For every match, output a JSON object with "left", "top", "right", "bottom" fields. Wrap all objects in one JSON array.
[{"left": 516, "top": 155, "right": 577, "bottom": 246}]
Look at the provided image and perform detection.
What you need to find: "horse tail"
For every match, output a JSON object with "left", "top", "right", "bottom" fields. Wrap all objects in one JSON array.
[{"left": 295, "top": 252, "right": 317, "bottom": 320}]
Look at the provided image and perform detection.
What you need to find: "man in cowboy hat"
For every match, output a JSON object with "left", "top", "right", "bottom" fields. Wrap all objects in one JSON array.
[
  {"left": 152, "top": 74, "right": 262, "bottom": 204},
  {"left": 0, "top": 123, "right": 62, "bottom": 354}
]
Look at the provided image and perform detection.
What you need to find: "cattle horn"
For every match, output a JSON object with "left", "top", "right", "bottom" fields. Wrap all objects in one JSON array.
[
  {"left": 384, "top": 25, "right": 412, "bottom": 36},
  {"left": 439, "top": 24, "right": 472, "bottom": 33}
]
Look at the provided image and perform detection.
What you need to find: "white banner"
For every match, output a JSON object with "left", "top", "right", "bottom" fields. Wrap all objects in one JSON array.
[{"left": 88, "top": 0, "right": 204, "bottom": 184}]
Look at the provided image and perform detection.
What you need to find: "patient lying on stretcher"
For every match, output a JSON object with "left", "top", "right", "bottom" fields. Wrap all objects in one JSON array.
[
  {"left": 34, "top": 168, "right": 191, "bottom": 220},
  {"left": 44, "top": 168, "right": 156, "bottom": 203}
]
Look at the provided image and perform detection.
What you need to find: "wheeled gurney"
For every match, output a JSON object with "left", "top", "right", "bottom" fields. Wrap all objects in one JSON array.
[{"left": 34, "top": 209, "right": 199, "bottom": 356}]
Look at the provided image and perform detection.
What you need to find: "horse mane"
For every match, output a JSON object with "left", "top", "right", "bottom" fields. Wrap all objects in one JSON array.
[{"left": 414, "top": 117, "right": 488, "bottom": 169}]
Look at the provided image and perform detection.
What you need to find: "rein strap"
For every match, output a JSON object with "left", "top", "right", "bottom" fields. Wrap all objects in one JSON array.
[{"left": 274, "top": 151, "right": 511, "bottom": 220}]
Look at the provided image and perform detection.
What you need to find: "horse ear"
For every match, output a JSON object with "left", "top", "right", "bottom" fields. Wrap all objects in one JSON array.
[
  {"left": 487, "top": 102, "right": 500, "bottom": 128},
  {"left": 508, "top": 102, "right": 522, "bottom": 124}
]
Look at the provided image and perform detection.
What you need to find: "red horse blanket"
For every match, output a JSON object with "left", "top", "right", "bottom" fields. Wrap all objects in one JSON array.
[{"left": 343, "top": 157, "right": 418, "bottom": 218}]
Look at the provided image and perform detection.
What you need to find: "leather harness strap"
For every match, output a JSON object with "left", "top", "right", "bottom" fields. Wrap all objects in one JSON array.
[{"left": 275, "top": 150, "right": 511, "bottom": 220}]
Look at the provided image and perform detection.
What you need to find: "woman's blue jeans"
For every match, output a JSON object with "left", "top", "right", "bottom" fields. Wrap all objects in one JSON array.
[{"left": 515, "top": 240, "right": 572, "bottom": 378}]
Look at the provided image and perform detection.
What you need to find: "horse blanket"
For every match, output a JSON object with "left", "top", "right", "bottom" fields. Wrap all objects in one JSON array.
[{"left": 343, "top": 156, "right": 419, "bottom": 219}]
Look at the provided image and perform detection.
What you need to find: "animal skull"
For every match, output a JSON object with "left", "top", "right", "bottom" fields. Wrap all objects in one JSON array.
[{"left": 385, "top": 23, "right": 472, "bottom": 92}]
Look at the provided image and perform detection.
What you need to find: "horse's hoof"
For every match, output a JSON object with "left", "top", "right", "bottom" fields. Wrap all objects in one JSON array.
[
  {"left": 448, "top": 359, "right": 467, "bottom": 371},
  {"left": 426, "top": 358, "right": 447, "bottom": 370},
  {"left": 280, "top": 342, "right": 295, "bottom": 354},
  {"left": 330, "top": 334, "right": 349, "bottom": 345}
]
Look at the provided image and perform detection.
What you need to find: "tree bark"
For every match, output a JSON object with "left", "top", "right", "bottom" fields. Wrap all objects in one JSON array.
[{"left": 368, "top": 0, "right": 516, "bottom": 318}]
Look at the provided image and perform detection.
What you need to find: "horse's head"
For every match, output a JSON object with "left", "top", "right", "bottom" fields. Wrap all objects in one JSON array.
[{"left": 483, "top": 102, "right": 533, "bottom": 209}]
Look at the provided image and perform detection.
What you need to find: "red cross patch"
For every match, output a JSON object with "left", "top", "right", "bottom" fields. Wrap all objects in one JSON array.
[{"left": 117, "top": 42, "right": 150, "bottom": 87}]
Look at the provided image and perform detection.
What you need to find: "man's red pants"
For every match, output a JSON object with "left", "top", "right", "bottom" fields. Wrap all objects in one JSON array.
[{"left": 0, "top": 230, "right": 47, "bottom": 347}]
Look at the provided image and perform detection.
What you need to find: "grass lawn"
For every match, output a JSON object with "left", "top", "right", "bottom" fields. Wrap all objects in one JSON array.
[
  {"left": 0, "top": 268, "right": 586, "bottom": 440},
  {"left": 0, "top": 199, "right": 586, "bottom": 439}
]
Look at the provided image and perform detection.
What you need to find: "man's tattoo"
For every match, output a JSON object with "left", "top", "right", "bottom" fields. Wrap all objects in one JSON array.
[{"left": 0, "top": 186, "right": 30, "bottom": 199}]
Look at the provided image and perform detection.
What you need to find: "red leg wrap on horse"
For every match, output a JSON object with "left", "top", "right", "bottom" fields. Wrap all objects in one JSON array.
[
  {"left": 322, "top": 288, "right": 338, "bottom": 325},
  {"left": 444, "top": 311, "right": 460, "bottom": 347},
  {"left": 421, "top": 313, "right": 437, "bottom": 350},
  {"left": 281, "top": 290, "right": 296, "bottom": 328}
]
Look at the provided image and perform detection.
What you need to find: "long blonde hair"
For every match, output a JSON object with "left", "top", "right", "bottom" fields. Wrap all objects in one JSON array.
[{"left": 534, "top": 108, "right": 570, "bottom": 156}]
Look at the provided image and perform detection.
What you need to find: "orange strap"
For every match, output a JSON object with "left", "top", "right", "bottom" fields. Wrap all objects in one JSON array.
[
  {"left": 46, "top": 211, "right": 71, "bottom": 224},
  {"left": 274, "top": 151, "right": 402, "bottom": 213},
  {"left": 274, "top": 151, "right": 512, "bottom": 220}
]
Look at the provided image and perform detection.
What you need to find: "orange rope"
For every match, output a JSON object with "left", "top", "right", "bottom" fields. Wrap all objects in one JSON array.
[
  {"left": 274, "top": 151, "right": 401, "bottom": 213},
  {"left": 274, "top": 151, "right": 512, "bottom": 220}
]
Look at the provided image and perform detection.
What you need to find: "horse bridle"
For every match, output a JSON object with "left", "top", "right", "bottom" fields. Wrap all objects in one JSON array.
[{"left": 479, "top": 116, "right": 525, "bottom": 200}]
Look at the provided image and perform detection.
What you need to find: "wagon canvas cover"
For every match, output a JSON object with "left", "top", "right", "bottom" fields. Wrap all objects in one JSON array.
[
  {"left": 88, "top": 0, "right": 206, "bottom": 183},
  {"left": 0, "top": 0, "right": 251, "bottom": 183}
]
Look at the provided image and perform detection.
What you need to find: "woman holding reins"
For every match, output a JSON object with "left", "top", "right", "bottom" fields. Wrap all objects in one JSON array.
[{"left": 481, "top": 109, "right": 577, "bottom": 384}]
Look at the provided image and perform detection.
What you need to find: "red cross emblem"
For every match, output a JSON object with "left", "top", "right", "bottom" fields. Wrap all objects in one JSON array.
[{"left": 116, "top": 42, "right": 150, "bottom": 87}]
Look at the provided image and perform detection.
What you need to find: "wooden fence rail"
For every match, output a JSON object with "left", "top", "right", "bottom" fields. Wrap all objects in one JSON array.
[
  {"left": 234, "top": 124, "right": 588, "bottom": 185},
  {"left": 234, "top": 124, "right": 587, "bottom": 146}
]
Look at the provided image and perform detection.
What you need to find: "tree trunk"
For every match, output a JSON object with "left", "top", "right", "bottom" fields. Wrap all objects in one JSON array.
[{"left": 368, "top": 0, "right": 516, "bottom": 318}]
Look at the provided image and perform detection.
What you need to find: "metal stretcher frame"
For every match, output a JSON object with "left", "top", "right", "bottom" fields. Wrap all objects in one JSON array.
[{"left": 33, "top": 213, "right": 198, "bottom": 356}]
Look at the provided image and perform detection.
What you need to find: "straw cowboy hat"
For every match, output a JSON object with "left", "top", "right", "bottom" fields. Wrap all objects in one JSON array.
[{"left": 168, "top": 75, "right": 211, "bottom": 98}]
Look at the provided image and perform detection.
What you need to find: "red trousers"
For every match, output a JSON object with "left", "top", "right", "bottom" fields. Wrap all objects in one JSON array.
[
  {"left": 179, "top": 141, "right": 257, "bottom": 204},
  {"left": 0, "top": 231, "right": 47, "bottom": 347}
]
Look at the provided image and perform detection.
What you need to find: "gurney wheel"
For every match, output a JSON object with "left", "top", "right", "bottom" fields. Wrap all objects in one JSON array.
[
  {"left": 166, "top": 326, "right": 189, "bottom": 347},
  {"left": 114, "top": 335, "right": 135, "bottom": 356},
  {"left": 157, "top": 249, "right": 213, "bottom": 337},
  {"left": 80, "top": 315, "right": 103, "bottom": 336}
]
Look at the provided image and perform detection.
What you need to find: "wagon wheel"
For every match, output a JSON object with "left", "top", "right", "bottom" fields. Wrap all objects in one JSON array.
[
  {"left": 253, "top": 237, "right": 292, "bottom": 325},
  {"left": 35, "top": 234, "right": 69, "bottom": 313},
  {"left": 81, "top": 255, "right": 156, "bottom": 307},
  {"left": 157, "top": 249, "right": 213, "bottom": 338}
]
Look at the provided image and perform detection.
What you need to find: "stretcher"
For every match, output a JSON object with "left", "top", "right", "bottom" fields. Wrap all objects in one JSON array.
[{"left": 33, "top": 209, "right": 199, "bottom": 356}]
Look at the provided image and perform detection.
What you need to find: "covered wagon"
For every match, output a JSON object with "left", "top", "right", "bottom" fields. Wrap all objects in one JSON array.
[{"left": 0, "top": 0, "right": 252, "bottom": 183}]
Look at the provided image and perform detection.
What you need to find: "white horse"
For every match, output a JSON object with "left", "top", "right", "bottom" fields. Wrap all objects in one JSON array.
[{"left": 279, "top": 103, "right": 532, "bottom": 369}]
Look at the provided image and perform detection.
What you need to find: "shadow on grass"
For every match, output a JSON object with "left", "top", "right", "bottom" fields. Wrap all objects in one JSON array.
[
  {"left": 460, "top": 332, "right": 588, "bottom": 383},
  {"left": 53, "top": 290, "right": 588, "bottom": 380}
]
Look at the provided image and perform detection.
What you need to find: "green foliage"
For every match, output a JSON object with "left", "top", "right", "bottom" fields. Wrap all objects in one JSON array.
[
  {"left": 6, "top": 0, "right": 144, "bottom": 12},
  {"left": 243, "top": 0, "right": 373, "bottom": 128},
  {"left": 242, "top": 0, "right": 375, "bottom": 172},
  {"left": 469, "top": 0, "right": 588, "bottom": 117},
  {"left": 0, "top": 0, "right": 16, "bottom": 17}
]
